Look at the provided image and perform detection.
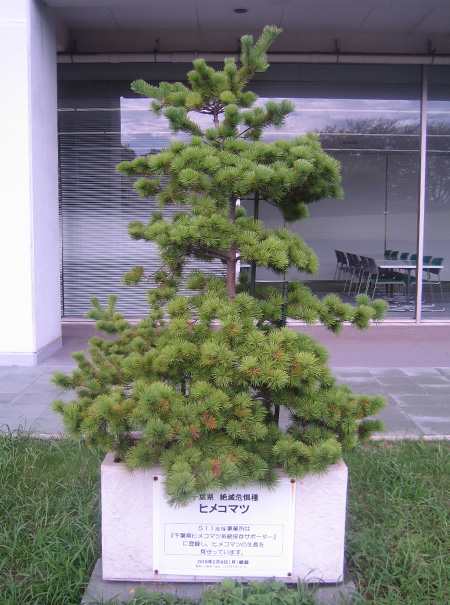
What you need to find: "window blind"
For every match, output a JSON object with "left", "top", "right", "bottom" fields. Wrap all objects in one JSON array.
[{"left": 58, "top": 107, "right": 224, "bottom": 317}]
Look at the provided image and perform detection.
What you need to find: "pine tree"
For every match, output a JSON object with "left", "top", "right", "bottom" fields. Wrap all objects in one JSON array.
[{"left": 52, "top": 26, "right": 386, "bottom": 506}]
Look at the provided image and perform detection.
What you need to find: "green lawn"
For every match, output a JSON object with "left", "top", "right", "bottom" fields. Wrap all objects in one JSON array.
[
  {"left": 0, "top": 434, "right": 449, "bottom": 604},
  {"left": 0, "top": 433, "right": 102, "bottom": 605},
  {"left": 345, "top": 440, "right": 450, "bottom": 604}
]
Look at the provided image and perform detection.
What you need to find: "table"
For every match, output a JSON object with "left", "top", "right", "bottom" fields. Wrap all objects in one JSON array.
[{"left": 377, "top": 259, "right": 443, "bottom": 308}]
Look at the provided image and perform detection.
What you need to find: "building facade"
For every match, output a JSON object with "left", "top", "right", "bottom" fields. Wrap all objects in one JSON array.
[{"left": 1, "top": 0, "right": 450, "bottom": 364}]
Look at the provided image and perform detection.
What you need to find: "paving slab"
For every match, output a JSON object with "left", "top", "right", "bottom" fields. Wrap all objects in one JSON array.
[
  {"left": 414, "top": 372, "right": 450, "bottom": 383},
  {"left": 32, "top": 417, "right": 64, "bottom": 433},
  {"left": 419, "top": 385, "right": 450, "bottom": 397},
  {"left": 403, "top": 368, "right": 447, "bottom": 377},
  {"left": 21, "top": 381, "right": 61, "bottom": 394},
  {"left": 370, "top": 374, "right": 411, "bottom": 388},
  {"left": 414, "top": 394, "right": 450, "bottom": 406},
  {"left": 376, "top": 404, "right": 421, "bottom": 436},
  {"left": 377, "top": 383, "right": 426, "bottom": 396},
  {"left": 8, "top": 391, "right": 61, "bottom": 406},
  {"left": 0, "top": 393, "right": 18, "bottom": 404},
  {"left": 329, "top": 368, "right": 373, "bottom": 378},
  {"left": 408, "top": 417, "right": 450, "bottom": 435},
  {"left": 2, "top": 367, "right": 48, "bottom": 378},
  {"left": 390, "top": 393, "right": 448, "bottom": 408},
  {"left": 1, "top": 364, "right": 449, "bottom": 439},
  {"left": 0, "top": 381, "right": 29, "bottom": 394},
  {"left": 0, "top": 402, "right": 49, "bottom": 417},
  {"left": 56, "top": 389, "right": 77, "bottom": 403}
]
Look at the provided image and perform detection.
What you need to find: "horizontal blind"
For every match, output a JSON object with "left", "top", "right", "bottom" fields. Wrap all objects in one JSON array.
[{"left": 58, "top": 107, "right": 224, "bottom": 317}]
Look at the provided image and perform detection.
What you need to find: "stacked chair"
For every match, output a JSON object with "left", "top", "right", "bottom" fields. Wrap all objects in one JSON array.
[
  {"left": 345, "top": 253, "right": 363, "bottom": 295},
  {"left": 333, "top": 250, "right": 348, "bottom": 282},
  {"left": 364, "top": 257, "right": 406, "bottom": 302},
  {"left": 332, "top": 250, "right": 444, "bottom": 311}
]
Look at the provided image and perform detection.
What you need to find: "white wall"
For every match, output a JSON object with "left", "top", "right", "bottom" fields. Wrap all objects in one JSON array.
[{"left": 0, "top": 0, "right": 61, "bottom": 365}]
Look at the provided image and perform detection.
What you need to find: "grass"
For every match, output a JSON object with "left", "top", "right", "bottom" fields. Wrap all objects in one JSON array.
[
  {"left": 98, "top": 579, "right": 318, "bottom": 604},
  {"left": 344, "top": 440, "right": 450, "bottom": 604},
  {"left": 0, "top": 431, "right": 102, "bottom": 604},
  {"left": 0, "top": 435, "right": 449, "bottom": 604}
]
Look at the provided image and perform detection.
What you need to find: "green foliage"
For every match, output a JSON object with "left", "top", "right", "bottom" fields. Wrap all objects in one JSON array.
[
  {"left": 115, "top": 27, "right": 344, "bottom": 294},
  {"left": 0, "top": 433, "right": 102, "bottom": 604},
  {"left": 54, "top": 291, "right": 385, "bottom": 506},
  {"left": 199, "top": 577, "right": 317, "bottom": 604},
  {"left": 96, "top": 577, "right": 317, "bottom": 604},
  {"left": 4, "top": 437, "right": 450, "bottom": 603},
  {"left": 345, "top": 441, "right": 450, "bottom": 603},
  {"left": 53, "top": 27, "right": 387, "bottom": 507},
  {"left": 104, "top": 587, "right": 194, "bottom": 604}
]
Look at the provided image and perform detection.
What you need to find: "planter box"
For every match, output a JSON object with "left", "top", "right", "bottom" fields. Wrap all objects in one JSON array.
[{"left": 101, "top": 452, "right": 348, "bottom": 584}]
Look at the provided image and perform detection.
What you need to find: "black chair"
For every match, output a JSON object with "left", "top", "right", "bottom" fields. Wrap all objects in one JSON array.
[
  {"left": 366, "top": 257, "right": 406, "bottom": 303},
  {"left": 409, "top": 254, "right": 432, "bottom": 278},
  {"left": 414, "top": 257, "right": 445, "bottom": 311},
  {"left": 334, "top": 250, "right": 348, "bottom": 282},
  {"left": 345, "top": 253, "right": 362, "bottom": 295},
  {"left": 357, "top": 255, "right": 372, "bottom": 295}
]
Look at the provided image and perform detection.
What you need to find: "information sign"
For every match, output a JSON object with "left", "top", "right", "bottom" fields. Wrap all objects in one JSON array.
[{"left": 153, "top": 477, "right": 296, "bottom": 577}]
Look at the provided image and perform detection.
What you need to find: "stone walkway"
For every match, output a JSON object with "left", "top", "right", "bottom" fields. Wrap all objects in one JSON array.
[
  {"left": 1, "top": 323, "right": 450, "bottom": 438},
  {"left": 1, "top": 366, "right": 450, "bottom": 438}
]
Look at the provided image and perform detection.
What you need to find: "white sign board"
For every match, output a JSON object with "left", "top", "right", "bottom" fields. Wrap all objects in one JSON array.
[{"left": 153, "top": 477, "right": 296, "bottom": 577}]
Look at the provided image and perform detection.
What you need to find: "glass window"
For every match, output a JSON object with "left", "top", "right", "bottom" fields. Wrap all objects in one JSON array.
[
  {"left": 58, "top": 63, "right": 431, "bottom": 319},
  {"left": 423, "top": 67, "right": 450, "bottom": 314}
]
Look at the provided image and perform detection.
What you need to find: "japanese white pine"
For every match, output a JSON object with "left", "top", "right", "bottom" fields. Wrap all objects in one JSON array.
[{"left": 53, "top": 27, "right": 386, "bottom": 506}]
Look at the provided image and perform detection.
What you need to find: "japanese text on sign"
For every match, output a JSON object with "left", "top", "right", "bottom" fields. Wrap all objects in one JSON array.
[
  {"left": 153, "top": 479, "right": 295, "bottom": 577},
  {"left": 164, "top": 523, "right": 283, "bottom": 556}
]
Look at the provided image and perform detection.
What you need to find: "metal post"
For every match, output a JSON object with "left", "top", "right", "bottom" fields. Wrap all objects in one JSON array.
[
  {"left": 281, "top": 279, "right": 288, "bottom": 328},
  {"left": 384, "top": 153, "right": 388, "bottom": 254},
  {"left": 249, "top": 191, "right": 259, "bottom": 297},
  {"left": 416, "top": 65, "right": 428, "bottom": 324},
  {"left": 274, "top": 278, "right": 289, "bottom": 426}
]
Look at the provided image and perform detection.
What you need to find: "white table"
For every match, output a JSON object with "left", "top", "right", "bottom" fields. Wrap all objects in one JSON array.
[{"left": 377, "top": 259, "right": 443, "bottom": 307}]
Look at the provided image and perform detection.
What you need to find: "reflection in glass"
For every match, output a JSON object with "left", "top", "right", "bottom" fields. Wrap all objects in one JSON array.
[
  {"left": 119, "top": 93, "right": 422, "bottom": 318},
  {"left": 425, "top": 97, "right": 450, "bottom": 290},
  {"left": 253, "top": 98, "right": 421, "bottom": 292},
  {"left": 59, "top": 69, "right": 431, "bottom": 318},
  {"left": 120, "top": 97, "right": 213, "bottom": 154}
]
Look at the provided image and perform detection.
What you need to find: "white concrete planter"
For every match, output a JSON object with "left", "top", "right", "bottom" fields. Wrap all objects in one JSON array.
[{"left": 101, "top": 452, "right": 348, "bottom": 584}]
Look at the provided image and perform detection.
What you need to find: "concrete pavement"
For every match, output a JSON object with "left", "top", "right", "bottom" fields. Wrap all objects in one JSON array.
[{"left": 1, "top": 322, "right": 450, "bottom": 438}]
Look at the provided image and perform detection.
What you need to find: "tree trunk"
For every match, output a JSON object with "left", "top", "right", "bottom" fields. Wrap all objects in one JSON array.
[{"left": 226, "top": 256, "right": 236, "bottom": 298}]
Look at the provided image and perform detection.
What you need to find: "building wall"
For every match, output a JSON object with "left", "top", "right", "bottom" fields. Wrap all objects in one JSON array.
[
  {"left": 57, "top": 62, "right": 450, "bottom": 317},
  {"left": 0, "top": 0, "right": 61, "bottom": 364},
  {"left": 30, "top": 0, "right": 60, "bottom": 353}
]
